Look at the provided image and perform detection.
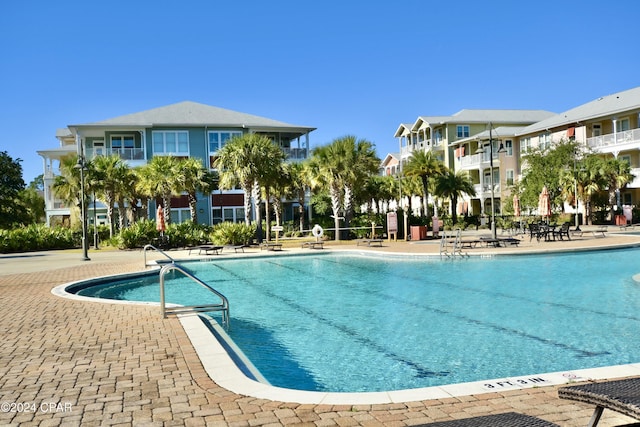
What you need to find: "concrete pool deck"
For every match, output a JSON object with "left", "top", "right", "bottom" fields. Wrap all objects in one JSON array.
[{"left": 2, "top": 226, "right": 640, "bottom": 426}]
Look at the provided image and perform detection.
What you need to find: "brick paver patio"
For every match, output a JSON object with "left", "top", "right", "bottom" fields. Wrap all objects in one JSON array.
[{"left": 2, "top": 231, "right": 640, "bottom": 426}]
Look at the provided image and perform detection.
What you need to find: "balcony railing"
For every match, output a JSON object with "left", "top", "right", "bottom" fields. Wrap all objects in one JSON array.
[
  {"left": 460, "top": 152, "right": 499, "bottom": 168},
  {"left": 474, "top": 183, "right": 501, "bottom": 195},
  {"left": 85, "top": 147, "right": 145, "bottom": 161},
  {"left": 587, "top": 128, "right": 640, "bottom": 149},
  {"left": 282, "top": 147, "right": 308, "bottom": 160}
]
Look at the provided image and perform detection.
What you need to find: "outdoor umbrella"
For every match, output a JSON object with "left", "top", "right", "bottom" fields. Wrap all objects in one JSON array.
[
  {"left": 538, "top": 186, "right": 551, "bottom": 219},
  {"left": 156, "top": 205, "right": 166, "bottom": 236},
  {"left": 513, "top": 194, "right": 521, "bottom": 218}
]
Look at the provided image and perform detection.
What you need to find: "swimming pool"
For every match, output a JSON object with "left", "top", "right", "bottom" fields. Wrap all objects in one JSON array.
[{"left": 69, "top": 249, "right": 640, "bottom": 394}]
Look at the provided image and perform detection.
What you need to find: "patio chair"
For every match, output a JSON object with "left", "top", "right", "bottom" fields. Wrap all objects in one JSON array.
[
  {"left": 528, "top": 223, "right": 543, "bottom": 242},
  {"left": 553, "top": 222, "right": 571, "bottom": 241}
]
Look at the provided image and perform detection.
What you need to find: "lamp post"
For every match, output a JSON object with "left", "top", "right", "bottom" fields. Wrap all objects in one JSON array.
[
  {"left": 93, "top": 191, "right": 99, "bottom": 250},
  {"left": 75, "top": 156, "right": 90, "bottom": 261},
  {"left": 476, "top": 125, "right": 506, "bottom": 239}
]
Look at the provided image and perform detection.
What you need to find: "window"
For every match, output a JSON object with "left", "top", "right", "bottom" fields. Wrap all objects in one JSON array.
[
  {"left": 111, "top": 135, "right": 135, "bottom": 150},
  {"left": 620, "top": 155, "right": 631, "bottom": 166},
  {"left": 506, "top": 170, "right": 514, "bottom": 186},
  {"left": 505, "top": 140, "right": 513, "bottom": 156},
  {"left": 170, "top": 208, "right": 191, "bottom": 224},
  {"left": 212, "top": 206, "right": 245, "bottom": 225},
  {"left": 592, "top": 124, "right": 602, "bottom": 137},
  {"left": 152, "top": 131, "right": 189, "bottom": 154},
  {"left": 539, "top": 132, "right": 551, "bottom": 150},
  {"left": 617, "top": 118, "right": 630, "bottom": 132},
  {"left": 456, "top": 125, "right": 470, "bottom": 138},
  {"left": 521, "top": 137, "right": 531, "bottom": 153},
  {"left": 208, "top": 131, "right": 242, "bottom": 153}
]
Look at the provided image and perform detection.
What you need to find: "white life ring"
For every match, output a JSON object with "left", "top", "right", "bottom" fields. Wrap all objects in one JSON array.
[{"left": 311, "top": 224, "right": 324, "bottom": 238}]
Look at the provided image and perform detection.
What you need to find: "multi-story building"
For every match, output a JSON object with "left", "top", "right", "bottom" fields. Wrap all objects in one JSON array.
[
  {"left": 516, "top": 86, "right": 640, "bottom": 208},
  {"left": 393, "top": 109, "right": 555, "bottom": 216},
  {"left": 38, "top": 101, "right": 315, "bottom": 227},
  {"left": 391, "top": 86, "right": 640, "bottom": 218}
]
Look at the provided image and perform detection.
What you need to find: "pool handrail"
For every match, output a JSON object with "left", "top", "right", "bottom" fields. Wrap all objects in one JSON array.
[
  {"left": 159, "top": 263, "right": 230, "bottom": 329},
  {"left": 143, "top": 244, "right": 174, "bottom": 267}
]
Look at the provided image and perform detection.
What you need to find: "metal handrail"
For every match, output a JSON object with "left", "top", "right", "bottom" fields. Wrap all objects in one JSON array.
[
  {"left": 143, "top": 244, "right": 174, "bottom": 267},
  {"left": 159, "top": 264, "right": 229, "bottom": 329}
]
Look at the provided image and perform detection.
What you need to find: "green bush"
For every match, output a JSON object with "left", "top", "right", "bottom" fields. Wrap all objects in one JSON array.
[
  {"left": 0, "top": 224, "right": 75, "bottom": 253},
  {"left": 115, "top": 219, "right": 159, "bottom": 249},
  {"left": 210, "top": 222, "right": 255, "bottom": 245},
  {"left": 165, "top": 221, "right": 211, "bottom": 248}
]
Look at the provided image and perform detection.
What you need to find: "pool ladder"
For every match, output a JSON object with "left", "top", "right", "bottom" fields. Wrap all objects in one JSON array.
[
  {"left": 143, "top": 244, "right": 175, "bottom": 267},
  {"left": 159, "top": 264, "right": 230, "bottom": 329}
]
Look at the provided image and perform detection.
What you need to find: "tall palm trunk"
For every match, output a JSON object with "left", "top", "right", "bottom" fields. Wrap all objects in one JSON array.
[
  {"left": 330, "top": 183, "right": 342, "bottom": 241},
  {"left": 343, "top": 184, "right": 354, "bottom": 239},
  {"left": 116, "top": 197, "right": 127, "bottom": 230},
  {"left": 421, "top": 175, "right": 430, "bottom": 218},
  {"left": 252, "top": 181, "right": 263, "bottom": 242},
  {"left": 188, "top": 192, "right": 198, "bottom": 223},
  {"left": 297, "top": 189, "right": 305, "bottom": 232}
]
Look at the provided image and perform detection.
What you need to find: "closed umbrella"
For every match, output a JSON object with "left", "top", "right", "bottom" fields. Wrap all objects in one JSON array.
[
  {"left": 538, "top": 186, "right": 551, "bottom": 219},
  {"left": 156, "top": 205, "right": 166, "bottom": 236},
  {"left": 513, "top": 194, "right": 521, "bottom": 218}
]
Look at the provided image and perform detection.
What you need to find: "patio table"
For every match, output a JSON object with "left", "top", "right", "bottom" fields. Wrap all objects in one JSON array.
[{"left": 558, "top": 377, "right": 640, "bottom": 426}]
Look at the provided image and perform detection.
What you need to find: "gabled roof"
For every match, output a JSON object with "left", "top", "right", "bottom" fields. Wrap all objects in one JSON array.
[
  {"left": 409, "top": 110, "right": 554, "bottom": 132},
  {"left": 394, "top": 123, "right": 413, "bottom": 137},
  {"left": 70, "top": 101, "right": 316, "bottom": 132},
  {"left": 448, "top": 109, "right": 555, "bottom": 123},
  {"left": 452, "top": 126, "right": 528, "bottom": 145},
  {"left": 518, "top": 86, "right": 640, "bottom": 135}
]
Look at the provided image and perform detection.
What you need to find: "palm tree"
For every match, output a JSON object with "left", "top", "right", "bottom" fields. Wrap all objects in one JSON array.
[
  {"left": 114, "top": 166, "right": 137, "bottom": 230},
  {"left": 339, "top": 136, "right": 380, "bottom": 230},
  {"left": 435, "top": 168, "right": 476, "bottom": 225},
  {"left": 402, "top": 150, "right": 445, "bottom": 218},
  {"left": 601, "top": 156, "right": 634, "bottom": 222},
  {"left": 52, "top": 155, "right": 83, "bottom": 223},
  {"left": 91, "top": 155, "right": 127, "bottom": 237},
  {"left": 286, "top": 161, "right": 311, "bottom": 232},
  {"left": 214, "top": 134, "right": 285, "bottom": 241},
  {"left": 177, "top": 157, "right": 218, "bottom": 223},
  {"left": 136, "top": 156, "right": 182, "bottom": 225},
  {"left": 577, "top": 155, "right": 607, "bottom": 225},
  {"left": 307, "top": 135, "right": 379, "bottom": 240}
]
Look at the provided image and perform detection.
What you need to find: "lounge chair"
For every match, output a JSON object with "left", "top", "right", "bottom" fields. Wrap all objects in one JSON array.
[
  {"left": 260, "top": 242, "right": 282, "bottom": 251},
  {"left": 356, "top": 238, "right": 383, "bottom": 247},
  {"left": 301, "top": 241, "right": 324, "bottom": 249},
  {"left": 558, "top": 377, "right": 640, "bottom": 426},
  {"left": 188, "top": 245, "right": 223, "bottom": 255},
  {"left": 416, "top": 412, "right": 559, "bottom": 426}
]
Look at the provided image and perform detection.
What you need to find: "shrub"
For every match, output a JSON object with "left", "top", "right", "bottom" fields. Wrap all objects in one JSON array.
[
  {"left": 210, "top": 222, "right": 255, "bottom": 245},
  {"left": 0, "top": 224, "right": 75, "bottom": 253},
  {"left": 165, "top": 221, "right": 211, "bottom": 248},
  {"left": 115, "top": 219, "right": 158, "bottom": 249}
]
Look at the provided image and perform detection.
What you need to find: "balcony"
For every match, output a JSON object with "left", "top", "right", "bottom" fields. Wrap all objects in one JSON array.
[
  {"left": 85, "top": 147, "right": 145, "bottom": 161},
  {"left": 460, "top": 152, "right": 500, "bottom": 169},
  {"left": 282, "top": 147, "right": 308, "bottom": 161},
  {"left": 587, "top": 128, "right": 640, "bottom": 151},
  {"left": 474, "top": 183, "right": 501, "bottom": 197}
]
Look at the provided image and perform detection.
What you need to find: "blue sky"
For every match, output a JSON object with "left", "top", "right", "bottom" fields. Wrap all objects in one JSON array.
[{"left": 2, "top": 0, "right": 639, "bottom": 183}]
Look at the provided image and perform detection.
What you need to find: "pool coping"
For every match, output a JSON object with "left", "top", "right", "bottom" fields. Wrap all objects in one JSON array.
[{"left": 51, "top": 248, "right": 640, "bottom": 405}]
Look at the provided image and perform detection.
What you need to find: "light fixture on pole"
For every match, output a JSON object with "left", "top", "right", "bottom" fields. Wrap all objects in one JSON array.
[
  {"left": 573, "top": 152, "right": 582, "bottom": 232},
  {"left": 475, "top": 125, "right": 506, "bottom": 240},
  {"left": 75, "top": 155, "right": 90, "bottom": 261}
]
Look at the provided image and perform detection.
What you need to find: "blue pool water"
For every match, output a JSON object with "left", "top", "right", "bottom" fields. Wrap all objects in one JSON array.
[{"left": 75, "top": 249, "right": 640, "bottom": 393}]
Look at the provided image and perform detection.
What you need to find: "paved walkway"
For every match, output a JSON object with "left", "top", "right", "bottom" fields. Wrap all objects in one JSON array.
[{"left": 1, "top": 227, "right": 640, "bottom": 426}]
